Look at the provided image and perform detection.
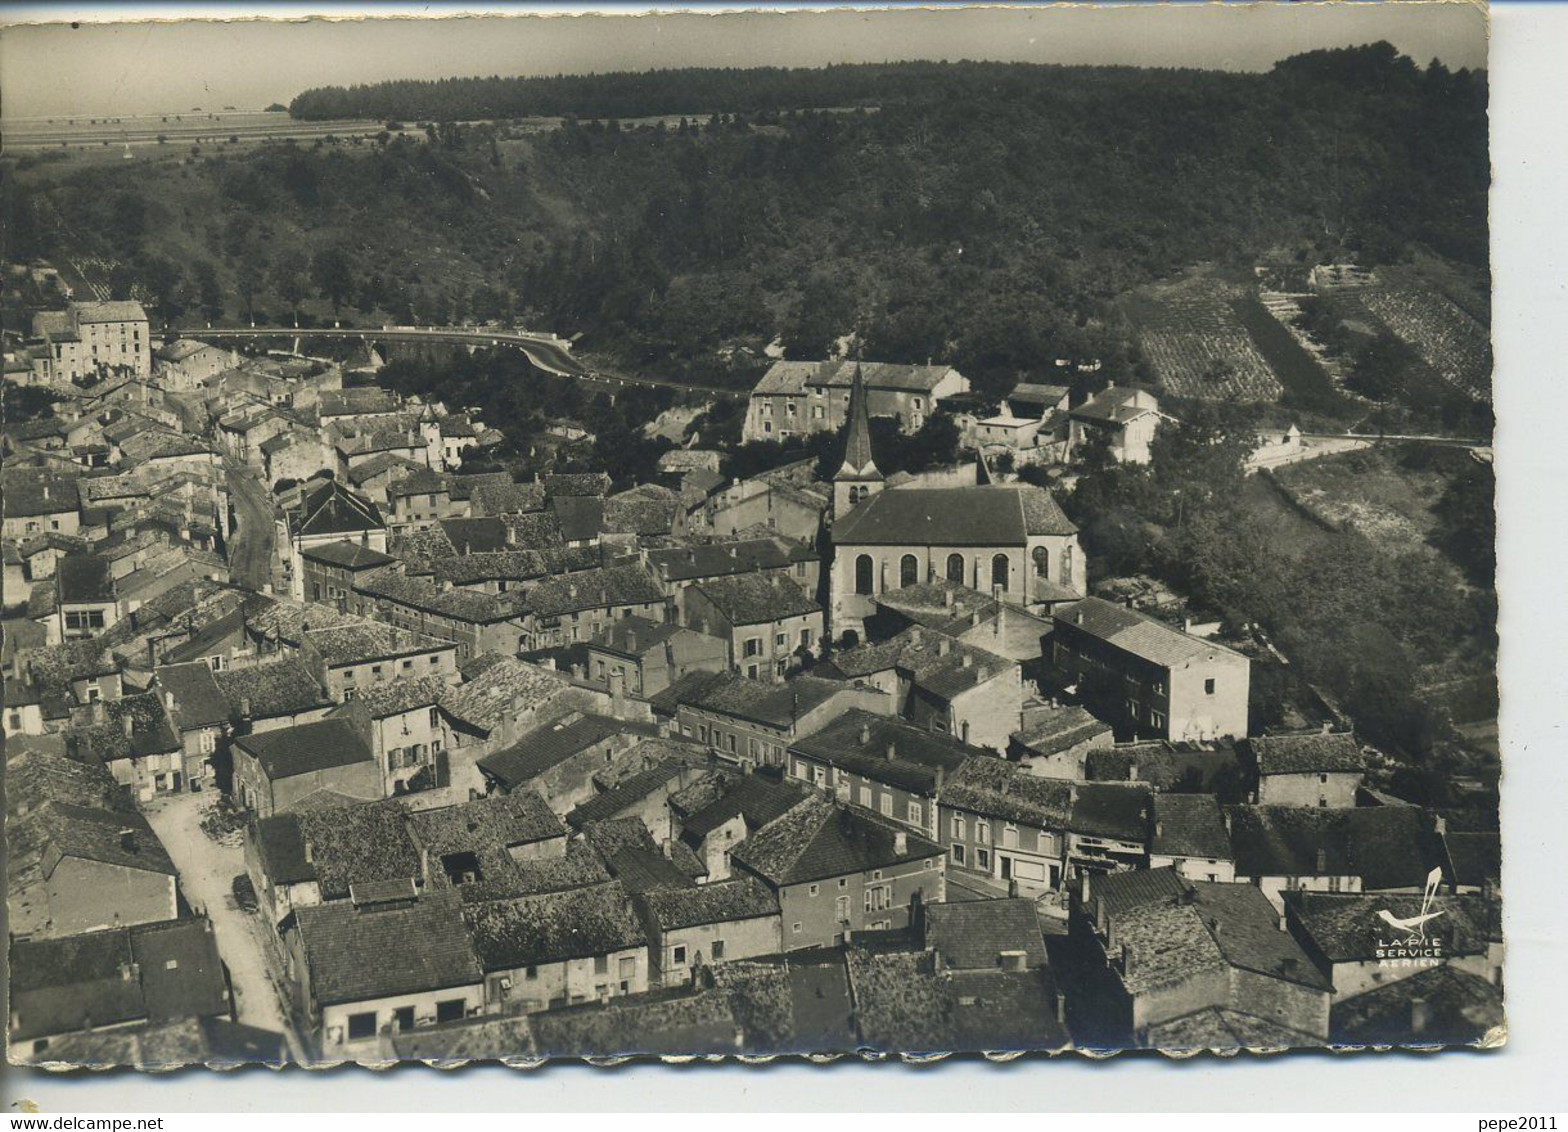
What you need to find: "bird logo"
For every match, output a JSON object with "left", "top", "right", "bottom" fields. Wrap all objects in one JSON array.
[{"left": 1375, "top": 867, "right": 1446, "bottom": 940}]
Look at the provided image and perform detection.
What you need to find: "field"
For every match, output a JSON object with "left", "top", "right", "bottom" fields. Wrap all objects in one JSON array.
[
  {"left": 1228, "top": 296, "right": 1353, "bottom": 416},
  {"left": 1271, "top": 444, "right": 1451, "bottom": 554},
  {"left": 1121, "top": 271, "right": 1281, "bottom": 401}
]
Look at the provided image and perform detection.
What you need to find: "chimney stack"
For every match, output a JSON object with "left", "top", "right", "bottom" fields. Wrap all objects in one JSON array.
[
  {"left": 1410, "top": 997, "right": 1430, "bottom": 1035},
  {"left": 860, "top": 723, "right": 871, "bottom": 745},
  {"left": 164, "top": 691, "right": 175, "bottom": 711},
  {"left": 935, "top": 765, "right": 945, "bottom": 794},
  {"left": 893, "top": 831, "right": 908, "bottom": 855},
  {"left": 885, "top": 742, "right": 897, "bottom": 761},
  {"left": 119, "top": 828, "right": 138, "bottom": 854},
  {"left": 122, "top": 713, "right": 135, "bottom": 737},
  {"left": 937, "top": 639, "right": 950, "bottom": 657},
  {"left": 961, "top": 653, "right": 972, "bottom": 669},
  {"left": 1128, "top": 761, "right": 1139, "bottom": 783},
  {"left": 1315, "top": 847, "right": 1327, "bottom": 874},
  {"left": 239, "top": 696, "right": 253, "bottom": 720}
]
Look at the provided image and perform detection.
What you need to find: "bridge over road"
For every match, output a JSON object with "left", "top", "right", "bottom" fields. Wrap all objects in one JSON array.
[{"left": 194, "top": 325, "right": 747, "bottom": 400}]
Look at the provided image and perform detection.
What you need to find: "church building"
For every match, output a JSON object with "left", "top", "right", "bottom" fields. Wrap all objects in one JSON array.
[{"left": 827, "top": 367, "right": 1086, "bottom": 641}]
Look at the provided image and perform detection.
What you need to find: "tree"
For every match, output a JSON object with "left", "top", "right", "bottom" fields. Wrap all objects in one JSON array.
[
  {"left": 311, "top": 246, "right": 355, "bottom": 314},
  {"left": 194, "top": 260, "right": 225, "bottom": 323},
  {"left": 1347, "top": 331, "right": 1414, "bottom": 402},
  {"left": 270, "top": 250, "right": 310, "bottom": 325}
]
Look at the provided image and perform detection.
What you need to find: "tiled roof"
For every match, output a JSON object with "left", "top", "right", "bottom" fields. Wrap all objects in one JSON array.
[
  {"left": 464, "top": 881, "right": 647, "bottom": 970},
  {"left": 541, "top": 472, "right": 611, "bottom": 498},
  {"left": 565, "top": 758, "right": 695, "bottom": 831},
  {"left": 437, "top": 657, "right": 569, "bottom": 734},
  {"left": 603, "top": 485, "right": 682, "bottom": 536},
  {"left": 672, "top": 772, "right": 809, "bottom": 842},
  {"left": 293, "top": 890, "right": 481, "bottom": 1006},
  {"left": 1331, "top": 965, "right": 1503, "bottom": 1046},
  {"left": 391, "top": 1015, "right": 536, "bottom": 1062},
  {"left": 941, "top": 757, "right": 1072, "bottom": 828},
  {"left": 1012, "top": 704, "right": 1114, "bottom": 757},
  {"left": 677, "top": 672, "right": 860, "bottom": 730},
  {"left": 1053, "top": 597, "right": 1245, "bottom": 669},
  {"left": 300, "top": 540, "right": 397, "bottom": 570},
  {"left": 549, "top": 495, "right": 604, "bottom": 543},
  {"left": 438, "top": 517, "right": 512, "bottom": 554},
  {"left": 1088, "top": 866, "right": 1190, "bottom": 920},
  {"left": 213, "top": 658, "right": 331, "bottom": 721},
  {"left": 389, "top": 525, "right": 457, "bottom": 566},
  {"left": 1151, "top": 794, "right": 1233, "bottom": 860},
  {"left": 317, "top": 388, "right": 400, "bottom": 418},
  {"left": 1445, "top": 832, "right": 1501, "bottom": 889},
  {"left": 152, "top": 662, "right": 230, "bottom": 729},
  {"left": 1286, "top": 891, "right": 1494, "bottom": 963},
  {"left": 637, "top": 875, "right": 779, "bottom": 932},
  {"left": 346, "top": 453, "right": 424, "bottom": 486},
  {"left": 70, "top": 694, "right": 182, "bottom": 763},
  {"left": 588, "top": 615, "right": 685, "bottom": 657},
  {"left": 923, "top": 898, "right": 1048, "bottom": 970},
  {"left": 73, "top": 300, "right": 149, "bottom": 324},
  {"left": 232, "top": 719, "right": 374, "bottom": 782},
  {"left": 433, "top": 547, "right": 597, "bottom": 586},
  {"left": 304, "top": 621, "right": 452, "bottom": 666},
  {"left": 689, "top": 573, "right": 820, "bottom": 626},
  {"left": 647, "top": 537, "right": 815, "bottom": 584},
  {"left": 1244, "top": 732, "right": 1365, "bottom": 777},
  {"left": 1146, "top": 1006, "right": 1324, "bottom": 1053},
  {"left": 56, "top": 552, "right": 116, "bottom": 604},
  {"left": 731, "top": 794, "right": 942, "bottom": 886},
  {"left": 501, "top": 511, "right": 567, "bottom": 550},
  {"left": 477, "top": 712, "right": 633, "bottom": 787},
  {"left": 755, "top": 359, "right": 957, "bottom": 396},
  {"left": 791, "top": 709, "right": 974, "bottom": 795},
  {"left": 353, "top": 568, "right": 524, "bottom": 625},
  {"left": 833, "top": 485, "right": 1075, "bottom": 546},
  {"left": 1069, "top": 386, "right": 1158, "bottom": 424},
  {"left": 292, "top": 481, "right": 384, "bottom": 538},
  {"left": 409, "top": 790, "right": 566, "bottom": 858},
  {"left": 522, "top": 565, "right": 664, "bottom": 618},
  {"left": 9, "top": 800, "right": 176, "bottom": 893},
  {"left": 1226, "top": 805, "right": 1445, "bottom": 889},
  {"left": 528, "top": 987, "right": 744, "bottom": 1058},
  {"left": 1082, "top": 741, "right": 1242, "bottom": 794},
  {"left": 337, "top": 674, "right": 449, "bottom": 718},
  {"left": 1069, "top": 782, "right": 1153, "bottom": 842}
]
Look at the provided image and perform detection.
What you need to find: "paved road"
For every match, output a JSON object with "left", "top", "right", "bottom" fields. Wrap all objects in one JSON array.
[
  {"left": 143, "top": 793, "right": 306, "bottom": 1060},
  {"left": 224, "top": 457, "right": 277, "bottom": 592}
]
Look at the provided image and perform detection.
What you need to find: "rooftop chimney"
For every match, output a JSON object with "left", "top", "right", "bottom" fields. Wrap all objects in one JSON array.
[
  {"left": 626, "top": 630, "right": 637, "bottom": 652},
  {"left": 122, "top": 714, "right": 135, "bottom": 737},
  {"left": 998, "top": 951, "right": 1027, "bottom": 973},
  {"left": 1410, "top": 997, "right": 1430, "bottom": 1035},
  {"left": 91, "top": 699, "right": 108, "bottom": 727},
  {"left": 935, "top": 765, "right": 945, "bottom": 794},
  {"left": 119, "top": 828, "right": 139, "bottom": 854},
  {"left": 1128, "top": 761, "right": 1140, "bottom": 783},
  {"left": 885, "top": 742, "right": 897, "bottom": 761},
  {"left": 1315, "top": 847, "right": 1328, "bottom": 874},
  {"left": 944, "top": 590, "right": 954, "bottom": 611},
  {"left": 163, "top": 691, "right": 175, "bottom": 711},
  {"left": 303, "top": 838, "right": 314, "bottom": 864},
  {"left": 937, "top": 639, "right": 950, "bottom": 657},
  {"left": 860, "top": 723, "right": 871, "bottom": 745},
  {"left": 961, "top": 653, "right": 972, "bottom": 669},
  {"left": 893, "top": 831, "right": 908, "bottom": 855},
  {"left": 239, "top": 696, "right": 253, "bottom": 720},
  {"left": 1154, "top": 820, "right": 1163, "bottom": 837}
]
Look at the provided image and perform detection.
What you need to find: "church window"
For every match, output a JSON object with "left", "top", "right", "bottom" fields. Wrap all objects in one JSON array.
[
  {"left": 899, "top": 554, "right": 919, "bottom": 588},
  {"left": 946, "top": 553, "right": 965, "bottom": 584},
  {"left": 1033, "top": 545, "right": 1051, "bottom": 579},
  {"left": 855, "top": 554, "right": 875, "bottom": 595},
  {"left": 991, "top": 554, "right": 1010, "bottom": 592}
]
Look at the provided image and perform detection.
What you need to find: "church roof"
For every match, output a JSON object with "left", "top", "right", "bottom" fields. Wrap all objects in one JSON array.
[{"left": 835, "top": 365, "right": 882, "bottom": 482}]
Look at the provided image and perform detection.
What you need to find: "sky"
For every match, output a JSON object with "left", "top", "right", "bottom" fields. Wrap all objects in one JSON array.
[{"left": 0, "top": 2, "right": 1489, "bottom": 120}]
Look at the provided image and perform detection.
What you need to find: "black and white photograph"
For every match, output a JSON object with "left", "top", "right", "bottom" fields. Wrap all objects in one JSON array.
[{"left": 0, "top": 1, "right": 1506, "bottom": 1074}]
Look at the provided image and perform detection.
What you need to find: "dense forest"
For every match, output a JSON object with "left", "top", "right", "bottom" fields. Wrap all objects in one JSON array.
[{"left": 3, "top": 47, "right": 1487, "bottom": 397}]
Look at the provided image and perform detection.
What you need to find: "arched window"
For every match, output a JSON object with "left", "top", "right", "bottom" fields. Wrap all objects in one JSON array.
[
  {"left": 899, "top": 554, "right": 919, "bottom": 588},
  {"left": 946, "top": 553, "right": 965, "bottom": 584},
  {"left": 991, "top": 553, "right": 1010, "bottom": 593},
  {"left": 1032, "top": 546, "right": 1051, "bottom": 579},
  {"left": 855, "top": 554, "right": 875, "bottom": 595},
  {"left": 1061, "top": 544, "right": 1075, "bottom": 587}
]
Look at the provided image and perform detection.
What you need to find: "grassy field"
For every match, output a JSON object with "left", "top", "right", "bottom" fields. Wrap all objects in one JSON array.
[
  {"left": 1271, "top": 443, "right": 1453, "bottom": 555},
  {"left": 1228, "top": 295, "right": 1355, "bottom": 418}
]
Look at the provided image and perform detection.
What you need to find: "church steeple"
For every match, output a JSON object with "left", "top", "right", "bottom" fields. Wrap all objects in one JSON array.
[{"left": 833, "top": 363, "right": 883, "bottom": 518}]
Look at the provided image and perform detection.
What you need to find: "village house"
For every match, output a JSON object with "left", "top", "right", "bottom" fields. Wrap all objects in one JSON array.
[
  {"left": 1242, "top": 731, "right": 1366, "bottom": 807},
  {"left": 921, "top": 897, "right": 1051, "bottom": 972},
  {"left": 5, "top": 639, "right": 123, "bottom": 736},
  {"left": 9, "top": 918, "right": 231, "bottom": 1062},
  {"left": 150, "top": 662, "right": 231, "bottom": 793},
  {"left": 231, "top": 718, "right": 382, "bottom": 817},
  {"left": 669, "top": 771, "right": 810, "bottom": 883},
  {"left": 1049, "top": 597, "right": 1250, "bottom": 742},
  {"left": 871, "top": 581, "right": 1063, "bottom": 664},
  {"left": 436, "top": 657, "right": 596, "bottom": 794},
  {"left": 69, "top": 693, "right": 187, "bottom": 801},
  {"left": 1066, "top": 782, "right": 1153, "bottom": 885},
  {"left": 1079, "top": 868, "right": 1332, "bottom": 1047},
  {"left": 938, "top": 756, "right": 1072, "bottom": 897},
  {"left": 409, "top": 790, "right": 570, "bottom": 894},
  {"left": 788, "top": 708, "right": 975, "bottom": 846},
  {"left": 634, "top": 877, "right": 782, "bottom": 987},
  {"left": 54, "top": 551, "right": 119, "bottom": 643},
  {"left": 661, "top": 671, "right": 891, "bottom": 770},
  {"left": 583, "top": 616, "right": 729, "bottom": 699},
  {"left": 463, "top": 881, "right": 650, "bottom": 1013},
  {"left": 217, "top": 404, "right": 295, "bottom": 467},
  {"left": 476, "top": 711, "right": 659, "bottom": 811},
  {"left": 564, "top": 743, "right": 715, "bottom": 838},
  {"left": 3, "top": 470, "right": 82, "bottom": 542},
  {"left": 1225, "top": 804, "right": 1452, "bottom": 912},
  {"left": 349, "top": 568, "right": 528, "bottom": 661},
  {"left": 742, "top": 359, "right": 969, "bottom": 442},
  {"left": 645, "top": 536, "right": 820, "bottom": 619},
  {"left": 515, "top": 564, "right": 669, "bottom": 651},
  {"left": 213, "top": 658, "right": 335, "bottom": 735},
  {"left": 262, "top": 429, "right": 335, "bottom": 489},
  {"left": 299, "top": 621, "right": 460, "bottom": 702},
  {"left": 1066, "top": 385, "right": 1163, "bottom": 465},
  {"left": 287, "top": 888, "right": 484, "bottom": 1056},
  {"left": 1147, "top": 793, "right": 1236, "bottom": 883},
  {"left": 1009, "top": 702, "right": 1116, "bottom": 779},
  {"left": 730, "top": 793, "right": 946, "bottom": 950},
  {"left": 154, "top": 340, "right": 233, "bottom": 391},
  {"left": 286, "top": 480, "right": 388, "bottom": 601},
  {"left": 29, "top": 301, "right": 151, "bottom": 383},
  {"left": 1329, "top": 964, "right": 1504, "bottom": 1048},
  {"left": 347, "top": 453, "right": 427, "bottom": 502},
  {"left": 299, "top": 540, "right": 398, "bottom": 607},
  {"left": 683, "top": 572, "right": 824, "bottom": 682},
  {"left": 1282, "top": 890, "right": 1503, "bottom": 1003},
  {"left": 329, "top": 675, "right": 453, "bottom": 797},
  {"left": 700, "top": 463, "right": 830, "bottom": 543},
  {"left": 6, "top": 749, "right": 180, "bottom": 940}
]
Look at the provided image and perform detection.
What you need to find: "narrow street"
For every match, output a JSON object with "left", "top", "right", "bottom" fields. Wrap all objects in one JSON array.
[
  {"left": 142, "top": 793, "right": 307, "bottom": 1061},
  {"left": 223, "top": 456, "right": 278, "bottom": 593}
]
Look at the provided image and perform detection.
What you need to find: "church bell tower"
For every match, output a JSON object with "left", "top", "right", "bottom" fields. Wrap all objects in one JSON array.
[{"left": 833, "top": 364, "right": 884, "bottom": 520}]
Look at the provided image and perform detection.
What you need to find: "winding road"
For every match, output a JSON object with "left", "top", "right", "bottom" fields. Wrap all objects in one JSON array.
[{"left": 223, "top": 457, "right": 278, "bottom": 592}]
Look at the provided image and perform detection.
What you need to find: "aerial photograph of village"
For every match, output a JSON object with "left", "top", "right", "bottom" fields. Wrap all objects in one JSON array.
[{"left": 0, "top": 5, "right": 1500, "bottom": 1069}]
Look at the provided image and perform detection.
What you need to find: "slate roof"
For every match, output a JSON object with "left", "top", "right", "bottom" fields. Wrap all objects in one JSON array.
[
  {"left": 731, "top": 794, "right": 942, "bottom": 887},
  {"left": 923, "top": 898, "right": 1047, "bottom": 970},
  {"left": 1226, "top": 805, "right": 1446, "bottom": 889},
  {"left": 833, "top": 485, "right": 1075, "bottom": 546},
  {"left": 940, "top": 758, "right": 1072, "bottom": 828},
  {"left": 232, "top": 719, "right": 374, "bottom": 782},
  {"left": 293, "top": 890, "right": 482, "bottom": 1006},
  {"left": 638, "top": 875, "right": 779, "bottom": 932},
  {"left": 1331, "top": 966, "right": 1503, "bottom": 1046},
  {"left": 1054, "top": 597, "right": 1245, "bottom": 668},
  {"left": 299, "top": 540, "right": 397, "bottom": 570},
  {"left": 213, "top": 658, "right": 331, "bottom": 721},
  {"left": 1151, "top": 793, "right": 1233, "bottom": 860},
  {"left": 522, "top": 565, "right": 665, "bottom": 619},
  {"left": 153, "top": 662, "right": 231, "bottom": 729},
  {"left": 292, "top": 481, "right": 384, "bottom": 538},
  {"left": 791, "top": 709, "right": 974, "bottom": 795},
  {"left": 1245, "top": 732, "right": 1365, "bottom": 777},
  {"left": 689, "top": 573, "right": 821, "bottom": 626},
  {"left": 437, "top": 657, "right": 568, "bottom": 734},
  {"left": 464, "top": 881, "right": 647, "bottom": 970},
  {"left": 56, "top": 552, "right": 116, "bottom": 604}
]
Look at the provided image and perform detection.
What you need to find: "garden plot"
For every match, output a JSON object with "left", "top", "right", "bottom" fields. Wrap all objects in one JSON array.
[{"left": 1357, "top": 286, "right": 1491, "bottom": 401}]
